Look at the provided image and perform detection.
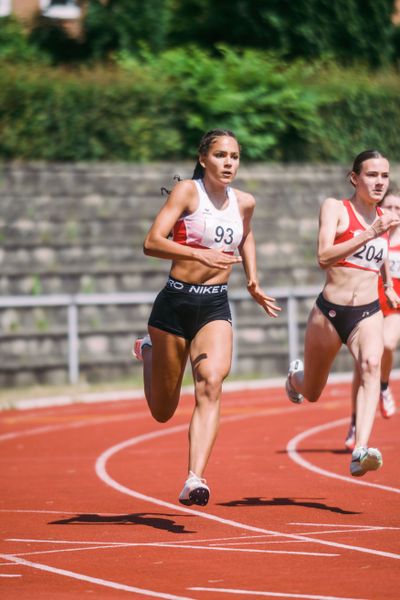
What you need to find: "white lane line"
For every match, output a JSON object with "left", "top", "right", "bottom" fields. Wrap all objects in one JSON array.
[
  {"left": 207, "top": 528, "right": 387, "bottom": 546},
  {"left": 95, "top": 422, "right": 400, "bottom": 560},
  {"left": 6, "top": 538, "right": 337, "bottom": 558},
  {"left": 8, "top": 544, "right": 134, "bottom": 558},
  {"left": 0, "top": 573, "right": 22, "bottom": 577},
  {"left": 290, "top": 522, "right": 400, "bottom": 529},
  {"left": 0, "top": 389, "right": 392, "bottom": 599},
  {"left": 0, "top": 554, "right": 194, "bottom": 599},
  {"left": 8, "top": 538, "right": 128, "bottom": 545},
  {"left": 286, "top": 418, "right": 400, "bottom": 494},
  {"left": 0, "top": 398, "right": 299, "bottom": 444},
  {"left": 0, "top": 377, "right": 287, "bottom": 412},
  {"left": 6, "top": 534, "right": 270, "bottom": 545},
  {"left": 122, "top": 543, "right": 337, "bottom": 557},
  {"left": 206, "top": 523, "right": 400, "bottom": 545},
  {"left": 188, "top": 588, "right": 368, "bottom": 600},
  {"left": 0, "top": 509, "right": 81, "bottom": 515},
  {"left": 0, "top": 411, "right": 150, "bottom": 443}
]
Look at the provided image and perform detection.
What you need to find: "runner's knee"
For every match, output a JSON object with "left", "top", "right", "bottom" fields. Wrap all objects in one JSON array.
[
  {"left": 195, "top": 373, "right": 224, "bottom": 405},
  {"left": 151, "top": 409, "right": 174, "bottom": 423},
  {"left": 148, "top": 392, "right": 179, "bottom": 423},
  {"left": 305, "top": 390, "right": 322, "bottom": 403},
  {"left": 384, "top": 339, "right": 396, "bottom": 353},
  {"left": 360, "top": 355, "right": 380, "bottom": 378}
]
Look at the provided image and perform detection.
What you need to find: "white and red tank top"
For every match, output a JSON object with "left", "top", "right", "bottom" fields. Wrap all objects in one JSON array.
[
  {"left": 334, "top": 199, "right": 389, "bottom": 272},
  {"left": 172, "top": 179, "right": 244, "bottom": 253},
  {"left": 387, "top": 241, "right": 400, "bottom": 279}
]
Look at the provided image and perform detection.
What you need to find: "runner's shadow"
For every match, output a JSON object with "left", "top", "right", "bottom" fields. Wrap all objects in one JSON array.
[
  {"left": 277, "top": 448, "right": 349, "bottom": 455},
  {"left": 217, "top": 497, "right": 360, "bottom": 514},
  {"left": 49, "top": 513, "right": 195, "bottom": 534}
]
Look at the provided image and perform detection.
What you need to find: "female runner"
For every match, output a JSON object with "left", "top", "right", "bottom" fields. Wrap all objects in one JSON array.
[
  {"left": 345, "top": 189, "right": 400, "bottom": 450},
  {"left": 134, "top": 129, "right": 280, "bottom": 505},
  {"left": 286, "top": 150, "right": 400, "bottom": 476}
]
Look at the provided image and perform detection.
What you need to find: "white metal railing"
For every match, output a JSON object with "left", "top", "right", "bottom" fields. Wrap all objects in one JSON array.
[{"left": 0, "top": 286, "right": 321, "bottom": 384}]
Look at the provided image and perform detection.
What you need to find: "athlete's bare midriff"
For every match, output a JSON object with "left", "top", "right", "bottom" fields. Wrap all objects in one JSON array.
[
  {"left": 170, "top": 259, "right": 232, "bottom": 285},
  {"left": 323, "top": 266, "right": 378, "bottom": 305}
]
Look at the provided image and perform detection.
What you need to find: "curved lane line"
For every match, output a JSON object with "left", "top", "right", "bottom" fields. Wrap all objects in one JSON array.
[
  {"left": 0, "top": 554, "right": 195, "bottom": 600},
  {"left": 286, "top": 418, "right": 400, "bottom": 494},
  {"left": 188, "top": 587, "right": 367, "bottom": 600},
  {"left": 3, "top": 390, "right": 399, "bottom": 598},
  {"left": 95, "top": 421, "right": 400, "bottom": 560}
]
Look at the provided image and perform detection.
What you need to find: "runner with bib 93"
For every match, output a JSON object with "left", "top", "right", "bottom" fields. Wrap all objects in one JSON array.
[
  {"left": 285, "top": 150, "right": 400, "bottom": 477},
  {"left": 133, "top": 129, "right": 281, "bottom": 506}
]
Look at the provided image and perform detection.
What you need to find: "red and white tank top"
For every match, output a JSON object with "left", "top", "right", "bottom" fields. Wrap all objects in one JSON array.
[
  {"left": 334, "top": 199, "right": 388, "bottom": 272},
  {"left": 173, "top": 179, "right": 244, "bottom": 253},
  {"left": 388, "top": 241, "right": 400, "bottom": 279}
]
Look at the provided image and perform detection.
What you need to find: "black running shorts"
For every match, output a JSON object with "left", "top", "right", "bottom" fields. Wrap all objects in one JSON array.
[
  {"left": 148, "top": 277, "right": 232, "bottom": 341},
  {"left": 316, "top": 292, "right": 381, "bottom": 344}
]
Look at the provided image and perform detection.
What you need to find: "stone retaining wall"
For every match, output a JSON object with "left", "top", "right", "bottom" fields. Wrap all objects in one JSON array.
[{"left": 1, "top": 162, "right": 399, "bottom": 386}]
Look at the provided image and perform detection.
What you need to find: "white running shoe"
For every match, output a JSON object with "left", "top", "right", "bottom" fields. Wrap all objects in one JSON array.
[
  {"left": 179, "top": 471, "right": 210, "bottom": 506},
  {"left": 379, "top": 387, "right": 396, "bottom": 419},
  {"left": 285, "top": 359, "right": 304, "bottom": 404},
  {"left": 350, "top": 446, "right": 383, "bottom": 477},
  {"left": 132, "top": 334, "right": 152, "bottom": 361},
  {"left": 344, "top": 423, "right": 356, "bottom": 452}
]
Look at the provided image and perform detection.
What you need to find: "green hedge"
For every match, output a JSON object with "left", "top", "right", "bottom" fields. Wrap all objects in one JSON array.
[{"left": 0, "top": 47, "right": 399, "bottom": 162}]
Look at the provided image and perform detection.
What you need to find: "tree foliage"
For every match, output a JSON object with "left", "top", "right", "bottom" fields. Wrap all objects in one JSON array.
[
  {"left": 0, "top": 16, "right": 48, "bottom": 64},
  {"left": 21, "top": 0, "right": 399, "bottom": 66},
  {"left": 169, "top": 0, "right": 397, "bottom": 66},
  {"left": 84, "top": 0, "right": 171, "bottom": 59},
  {"left": 1, "top": 48, "right": 399, "bottom": 163}
]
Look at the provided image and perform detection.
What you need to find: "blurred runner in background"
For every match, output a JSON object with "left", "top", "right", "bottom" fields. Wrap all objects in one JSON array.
[
  {"left": 345, "top": 188, "right": 400, "bottom": 451},
  {"left": 285, "top": 150, "right": 400, "bottom": 477}
]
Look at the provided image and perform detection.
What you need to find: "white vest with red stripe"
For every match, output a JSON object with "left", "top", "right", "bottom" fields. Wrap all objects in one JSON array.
[{"left": 173, "top": 179, "right": 243, "bottom": 254}]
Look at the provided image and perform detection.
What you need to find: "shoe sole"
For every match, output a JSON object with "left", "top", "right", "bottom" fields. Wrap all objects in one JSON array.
[
  {"left": 285, "top": 378, "right": 304, "bottom": 404},
  {"left": 132, "top": 339, "right": 152, "bottom": 361},
  {"left": 380, "top": 403, "right": 395, "bottom": 419},
  {"left": 344, "top": 440, "right": 355, "bottom": 452},
  {"left": 132, "top": 340, "right": 143, "bottom": 361},
  {"left": 179, "top": 487, "right": 210, "bottom": 507},
  {"left": 381, "top": 411, "right": 395, "bottom": 419},
  {"left": 351, "top": 453, "right": 383, "bottom": 477}
]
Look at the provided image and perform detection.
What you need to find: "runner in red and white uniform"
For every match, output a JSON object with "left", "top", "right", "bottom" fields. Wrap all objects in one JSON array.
[
  {"left": 133, "top": 129, "right": 280, "bottom": 506},
  {"left": 285, "top": 150, "right": 400, "bottom": 477},
  {"left": 345, "top": 189, "right": 400, "bottom": 449},
  {"left": 376, "top": 191, "right": 400, "bottom": 417}
]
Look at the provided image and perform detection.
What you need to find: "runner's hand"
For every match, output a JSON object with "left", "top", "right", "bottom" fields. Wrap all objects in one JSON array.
[
  {"left": 196, "top": 248, "right": 242, "bottom": 270},
  {"left": 372, "top": 212, "right": 400, "bottom": 236},
  {"left": 247, "top": 280, "right": 281, "bottom": 317},
  {"left": 385, "top": 286, "right": 400, "bottom": 309}
]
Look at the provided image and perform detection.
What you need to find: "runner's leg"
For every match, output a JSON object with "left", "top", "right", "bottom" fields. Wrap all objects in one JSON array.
[
  {"left": 188, "top": 320, "right": 233, "bottom": 477},
  {"left": 142, "top": 325, "right": 190, "bottom": 422}
]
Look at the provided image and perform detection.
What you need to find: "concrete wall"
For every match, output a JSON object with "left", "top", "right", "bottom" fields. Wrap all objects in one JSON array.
[{"left": 1, "top": 161, "right": 399, "bottom": 387}]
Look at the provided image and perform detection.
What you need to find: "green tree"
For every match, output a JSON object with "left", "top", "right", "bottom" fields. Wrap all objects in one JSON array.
[
  {"left": 0, "top": 16, "right": 48, "bottom": 64},
  {"left": 169, "top": 0, "right": 397, "bottom": 67},
  {"left": 84, "top": 0, "right": 171, "bottom": 59},
  {"left": 29, "top": 16, "right": 85, "bottom": 64}
]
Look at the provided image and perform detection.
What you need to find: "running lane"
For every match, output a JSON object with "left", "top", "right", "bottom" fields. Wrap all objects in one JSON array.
[{"left": 0, "top": 381, "right": 399, "bottom": 599}]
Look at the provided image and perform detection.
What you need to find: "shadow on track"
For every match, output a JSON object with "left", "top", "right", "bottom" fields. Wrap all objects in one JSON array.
[
  {"left": 277, "top": 448, "right": 350, "bottom": 455},
  {"left": 217, "top": 496, "right": 360, "bottom": 514},
  {"left": 49, "top": 512, "right": 195, "bottom": 534}
]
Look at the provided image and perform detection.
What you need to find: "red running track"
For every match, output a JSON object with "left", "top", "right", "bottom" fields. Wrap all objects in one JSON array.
[{"left": 0, "top": 379, "right": 399, "bottom": 600}]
